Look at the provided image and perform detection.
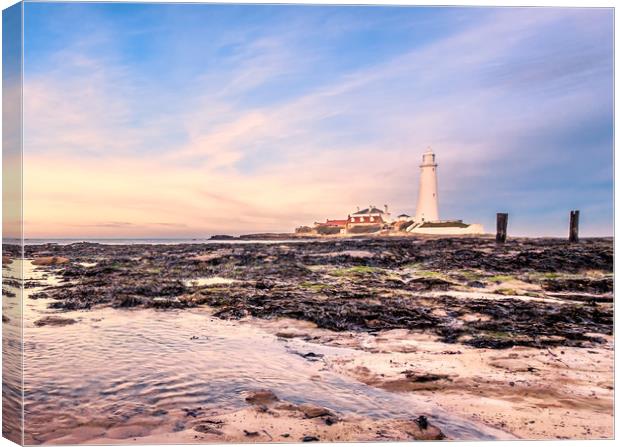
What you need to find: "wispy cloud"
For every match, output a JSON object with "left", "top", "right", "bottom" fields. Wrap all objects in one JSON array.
[
  {"left": 23, "top": 4, "right": 613, "bottom": 237},
  {"left": 70, "top": 221, "right": 136, "bottom": 228}
]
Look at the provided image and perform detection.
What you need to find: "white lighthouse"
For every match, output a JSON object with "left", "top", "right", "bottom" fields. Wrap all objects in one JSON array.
[
  {"left": 414, "top": 147, "right": 439, "bottom": 223},
  {"left": 405, "top": 147, "right": 485, "bottom": 235}
]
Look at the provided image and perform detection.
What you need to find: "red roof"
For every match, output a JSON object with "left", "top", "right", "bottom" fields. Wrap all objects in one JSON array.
[{"left": 322, "top": 219, "right": 348, "bottom": 227}]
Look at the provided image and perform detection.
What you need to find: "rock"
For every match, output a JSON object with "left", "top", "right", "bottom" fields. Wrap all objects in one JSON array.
[
  {"left": 543, "top": 277, "right": 612, "bottom": 294},
  {"left": 183, "top": 407, "right": 203, "bottom": 417},
  {"left": 408, "top": 277, "right": 453, "bottom": 291},
  {"left": 403, "top": 371, "right": 451, "bottom": 382},
  {"left": 34, "top": 315, "right": 77, "bottom": 327},
  {"left": 414, "top": 415, "right": 429, "bottom": 430},
  {"left": 325, "top": 416, "right": 337, "bottom": 426},
  {"left": 32, "top": 256, "right": 69, "bottom": 266},
  {"left": 275, "top": 331, "right": 300, "bottom": 339},
  {"left": 194, "top": 425, "right": 223, "bottom": 435},
  {"left": 413, "top": 421, "right": 445, "bottom": 441},
  {"left": 24, "top": 280, "right": 43, "bottom": 289},
  {"left": 115, "top": 295, "right": 145, "bottom": 308},
  {"left": 243, "top": 430, "right": 259, "bottom": 437},
  {"left": 392, "top": 416, "right": 445, "bottom": 440},
  {"left": 255, "top": 280, "right": 274, "bottom": 290},
  {"left": 274, "top": 402, "right": 299, "bottom": 411},
  {"left": 193, "top": 418, "right": 224, "bottom": 436},
  {"left": 29, "top": 291, "right": 49, "bottom": 300},
  {"left": 302, "top": 435, "right": 320, "bottom": 442},
  {"left": 299, "top": 404, "right": 333, "bottom": 418},
  {"left": 296, "top": 352, "right": 324, "bottom": 362},
  {"left": 3, "top": 288, "right": 16, "bottom": 298},
  {"left": 245, "top": 389, "right": 279, "bottom": 405}
]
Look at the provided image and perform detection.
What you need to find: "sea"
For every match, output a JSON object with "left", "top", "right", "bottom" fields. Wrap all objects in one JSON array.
[{"left": 19, "top": 238, "right": 310, "bottom": 246}]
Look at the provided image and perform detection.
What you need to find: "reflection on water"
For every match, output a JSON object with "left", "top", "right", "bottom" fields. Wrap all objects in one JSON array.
[
  {"left": 14, "top": 260, "right": 507, "bottom": 444},
  {"left": 2, "top": 255, "right": 23, "bottom": 444}
]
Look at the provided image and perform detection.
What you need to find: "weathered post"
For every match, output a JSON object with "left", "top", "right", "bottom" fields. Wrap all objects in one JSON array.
[
  {"left": 569, "top": 210, "right": 579, "bottom": 243},
  {"left": 496, "top": 213, "right": 508, "bottom": 244}
]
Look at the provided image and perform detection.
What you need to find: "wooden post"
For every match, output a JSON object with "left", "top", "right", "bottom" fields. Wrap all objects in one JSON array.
[
  {"left": 569, "top": 210, "right": 579, "bottom": 243},
  {"left": 496, "top": 213, "right": 508, "bottom": 243}
]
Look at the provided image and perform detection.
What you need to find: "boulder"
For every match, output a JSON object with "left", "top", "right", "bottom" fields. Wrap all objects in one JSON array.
[
  {"left": 299, "top": 404, "right": 333, "bottom": 418},
  {"left": 34, "top": 315, "right": 77, "bottom": 327},
  {"left": 244, "top": 389, "right": 279, "bottom": 405}
]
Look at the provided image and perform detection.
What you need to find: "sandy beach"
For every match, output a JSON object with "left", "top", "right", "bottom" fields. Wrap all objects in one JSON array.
[{"left": 282, "top": 324, "right": 613, "bottom": 440}]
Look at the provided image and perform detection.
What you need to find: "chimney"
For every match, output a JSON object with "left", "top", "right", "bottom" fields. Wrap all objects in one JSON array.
[
  {"left": 356, "top": 206, "right": 359, "bottom": 212},
  {"left": 384, "top": 204, "right": 388, "bottom": 214}
]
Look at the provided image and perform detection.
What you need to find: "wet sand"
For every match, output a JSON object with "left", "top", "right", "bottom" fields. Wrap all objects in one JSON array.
[
  {"left": 2, "top": 236, "right": 614, "bottom": 442},
  {"left": 79, "top": 402, "right": 444, "bottom": 445},
  {"left": 249, "top": 315, "right": 613, "bottom": 440}
]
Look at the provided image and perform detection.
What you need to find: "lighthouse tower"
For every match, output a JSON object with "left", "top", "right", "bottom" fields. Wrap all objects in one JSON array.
[{"left": 414, "top": 147, "right": 439, "bottom": 222}]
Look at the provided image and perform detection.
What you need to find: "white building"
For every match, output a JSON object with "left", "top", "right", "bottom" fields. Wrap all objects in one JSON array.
[
  {"left": 414, "top": 147, "right": 439, "bottom": 223},
  {"left": 347, "top": 205, "right": 391, "bottom": 227},
  {"left": 407, "top": 148, "right": 485, "bottom": 235}
]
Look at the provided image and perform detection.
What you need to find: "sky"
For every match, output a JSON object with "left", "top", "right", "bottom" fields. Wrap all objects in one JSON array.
[
  {"left": 20, "top": 2, "right": 613, "bottom": 238},
  {"left": 3, "top": 2, "right": 22, "bottom": 240}
]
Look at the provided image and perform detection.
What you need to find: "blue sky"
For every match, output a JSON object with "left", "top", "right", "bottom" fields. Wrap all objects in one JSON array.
[{"left": 21, "top": 2, "right": 613, "bottom": 237}]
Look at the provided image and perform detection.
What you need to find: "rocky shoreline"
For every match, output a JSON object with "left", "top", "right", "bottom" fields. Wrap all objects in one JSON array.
[
  {"left": 18, "top": 237, "right": 613, "bottom": 350},
  {"left": 4, "top": 236, "right": 614, "bottom": 440}
]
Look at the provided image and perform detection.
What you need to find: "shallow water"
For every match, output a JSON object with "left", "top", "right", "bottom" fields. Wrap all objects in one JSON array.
[
  {"left": 183, "top": 277, "right": 238, "bottom": 287},
  {"left": 4, "top": 260, "right": 512, "bottom": 443},
  {"left": 76, "top": 262, "right": 97, "bottom": 268},
  {"left": 2, "top": 260, "right": 23, "bottom": 443}
]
